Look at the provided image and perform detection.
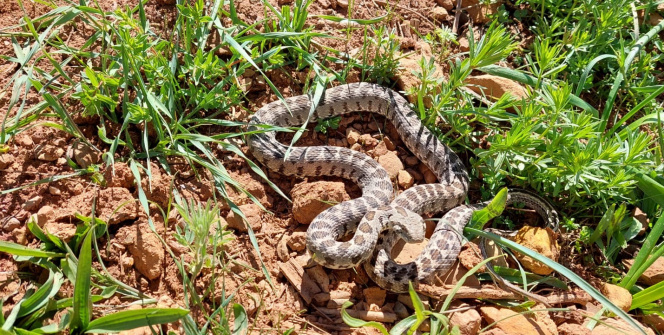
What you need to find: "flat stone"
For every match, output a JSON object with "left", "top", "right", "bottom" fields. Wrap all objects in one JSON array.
[
  {"left": 23, "top": 196, "right": 42, "bottom": 211},
  {"left": 34, "top": 145, "right": 64, "bottom": 161},
  {"left": 600, "top": 283, "right": 632, "bottom": 312},
  {"left": 466, "top": 74, "right": 528, "bottom": 100},
  {"left": 378, "top": 151, "right": 404, "bottom": 180},
  {"left": 481, "top": 305, "right": 556, "bottom": 335},
  {"left": 291, "top": 181, "right": 350, "bottom": 224},
  {"left": 287, "top": 232, "right": 307, "bottom": 252},
  {"left": 511, "top": 226, "right": 559, "bottom": 275},
  {"left": 623, "top": 257, "right": 664, "bottom": 286},
  {"left": 225, "top": 203, "right": 262, "bottom": 232},
  {"left": 346, "top": 128, "right": 360, "bottom": 145},
  {"left": 363, "top": 287, "right": 387, "bottom": 307},
  {"left": 397, "top": 170, "right": 414, "bottom": 189}
]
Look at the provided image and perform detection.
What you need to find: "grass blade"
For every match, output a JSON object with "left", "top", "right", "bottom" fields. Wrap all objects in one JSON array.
[
  {"left": 17, "top": 271, "right": 63, "bottom": 317},
  {"left": 84, "top": 308, "right": 189, "bottom": 333},
  {"left": 0, "top": 241, "right": 63, "bottom": 258}
]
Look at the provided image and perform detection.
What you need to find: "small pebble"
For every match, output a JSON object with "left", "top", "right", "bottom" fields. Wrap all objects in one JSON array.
[{"left": 23, "top": 196, "right": 42, "bottom": 211}]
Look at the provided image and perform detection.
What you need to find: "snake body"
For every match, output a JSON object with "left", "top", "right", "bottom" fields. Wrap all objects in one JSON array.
[
  {"left": 247, "top": 83, "right": 557, "bottom": 292},
  {"left": 248, "top": 83, "right": 468, "bottom": 270},
  {"left": 364, "top": 189, "right": 560, "bottom": 292}
]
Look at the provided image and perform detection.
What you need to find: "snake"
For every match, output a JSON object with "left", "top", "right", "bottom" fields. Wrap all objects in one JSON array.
[{"left": 247, "top": 82, "right": 558, "bottom": 292}]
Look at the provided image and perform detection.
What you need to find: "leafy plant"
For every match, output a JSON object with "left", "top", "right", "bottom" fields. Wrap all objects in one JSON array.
[{"left": 0, "top": 219, "right": 188, "bottom": 334}]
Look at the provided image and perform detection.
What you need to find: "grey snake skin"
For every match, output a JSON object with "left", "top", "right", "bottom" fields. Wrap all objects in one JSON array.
[{"left": 247, "top": 82, "right": 558, "bottom": 292}]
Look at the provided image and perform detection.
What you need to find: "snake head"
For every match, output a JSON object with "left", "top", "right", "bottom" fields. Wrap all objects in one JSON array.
[{"left": 388, "top": 206, "right": 426, "bottom": 243}]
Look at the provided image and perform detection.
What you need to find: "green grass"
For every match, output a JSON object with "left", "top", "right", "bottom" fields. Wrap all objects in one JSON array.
[{"left": 0, "top": 0, "right": 663, "bottom": 333}]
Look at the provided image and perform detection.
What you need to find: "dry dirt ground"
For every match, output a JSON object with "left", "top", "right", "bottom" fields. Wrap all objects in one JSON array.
[{"left": 1, "top": 0, "right": 662, "bottom": 334}]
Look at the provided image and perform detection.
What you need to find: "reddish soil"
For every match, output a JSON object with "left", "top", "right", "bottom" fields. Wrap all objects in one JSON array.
[{"left": 1, "top": 1, "right": 659, "bottom": 334}]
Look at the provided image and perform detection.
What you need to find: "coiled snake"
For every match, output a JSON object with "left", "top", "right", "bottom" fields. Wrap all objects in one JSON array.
[{"left": 247, "top": 83, "right": 558, "bottom": 292}]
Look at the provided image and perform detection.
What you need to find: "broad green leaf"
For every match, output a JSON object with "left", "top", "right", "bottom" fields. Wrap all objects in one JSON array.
[
  {"left": 84, "top": 308, "right": 189, "bottom": 333},
  {"left": 469, "top": 187, "right": 508, "bottom": 229},
  {"left": 70, "top": 230, "right": 93, "bottom": 331},
  {"left": 232, "top": 304, "right": 247, "bottom": 335},
  {"left": 389, "top": 315, "right": 418, "bottom": 335}
]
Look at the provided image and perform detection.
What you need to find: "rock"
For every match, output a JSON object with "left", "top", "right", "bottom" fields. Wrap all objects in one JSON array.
[
  {"left": 383, "top": 137, "right": 396, "bottom": 151},
  {"left": 287, "top": 232, "right": 307, "bottom": 252},
  {"left": 104, "top": 163, "right": 135, "bottom": 188},
  {"left": 589, "top": 317, "right": 655, "bottom": 335},
  {"left": 3, "top": 217, "right": 21, "bottom": 231},
  {"left": 633, "top": 207, "right": 649, "bottom": 226},
  {"left": 377, "top": 151, "right": 404, "bottom": 180},
  {"left": 16, "top": 135, "right": 33, "bottom": 147},
  {"left": 225, "top": 203, "right": 263, "bottom": 232},
  {"left": 462, "top": 0, "right": 501, "bottom": 23},
  {"left": 405, "top": 156, "right": 419, "bottom": 166},
  {"left": 128, "top": 222, "right": 165, "bottom": 280},
  {"left": 277, "top": 238, "right": 290, "bottom": 262},
  {"left": 466, "top": 74, "right": 528, "bottom": 100},
  {"left": 71, "top": 141, "right": 101, "bottom": 168},
  {"left": 394, "top": 301, "right": 409, "bottom": 318},
  {"left": 398, "top": 292, "right": 430, "bottom": 310},
  {"left": 36, "top": 206, "right": 54, "bottom": 227},
  {"left": 480, "top": 305, "right": 557, "bottom": 335},
  {"left": 44, "top": 221, "right": 77, "bottom": 242},
  {"left": 373, "top": 141, "right": 389, "bottom": 157},
  {"left": 363, "top": 287, "right": 386, "bottom": 308},
  {"left": 312, "top": 292, "right": 331, "bottom": 306},
  {"left": 458, "top": 241, "right": 486, "bottom": 272},
  {"left": 11, "top": 227, "right": 28, "bottom": 245},
  {"left": 600, "top": 283, "right": 632, "bottom": 312},
  {"left": 350, "top": 143, "right": 362, "bottom": 151},
  {"left": 23, "top": 196, "right": 42, "bottom": 211},
  {"left": 395, "top": 55, "right": 444, "bottom": 108},
  {"left": 291, "top": 181, "right": 350, "bottom": 224},
  {"left": 336, "top": 0, "right": 348, "bottom": 8},
  {"left": 459, "top": 36, "right": 470, "bottom": 52},
  {"left": 306, "top": 265, "right": 330, "bottom": 292},
  {"left": 644, "top": 313, "right": 664, "bottom": 332},
  {"left": 623, "top": 257, "right": 664, "bottom": 285},
  {"left": 34, "top": 145, "right": 64, "bottom": 161},
  {"left": 430, "top": 260, "right": 482, "bottom": 287},
  {"left": 449, "top": 303, "right": 481, "bottom": 335},
  {"left": 511, "top": 226, "right": 559, "bottom": 275},
  {"left": 48, "top": 186, "right": 61, "bottom": 196},
  {"left": 435, "top": 0, "right": 455, "bottom": 10},
  {"left": 558, "top": 323, "right": 591, "bottom": 335},
  {"left": 432, "top": 6, "right": 449, "bottom": 20},
  {"left": 225, "top": 171, "right": 271, "bottom": 208},
  {"left": 419, "top": 164, "right": 437, "bottom": 184},
  {"left": 359, "top": 134, "right": 378, "bottom": 147},
  {"left": 346, "top": 128, "right": 361, "bottom": 145},
  {"left": 0, "top": 154, "right": 10, "bottom": 169},
  {"left": 407, "top": 168, "right": 423, "bottom": 182},
  {"left": 397, "top": 170, "right": 414, "bottom": 189}
]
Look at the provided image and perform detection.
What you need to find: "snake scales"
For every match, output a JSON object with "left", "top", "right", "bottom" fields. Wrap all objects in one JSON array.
[{"left": 247, "top": 82, "right": 558, "bottom": 292}]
